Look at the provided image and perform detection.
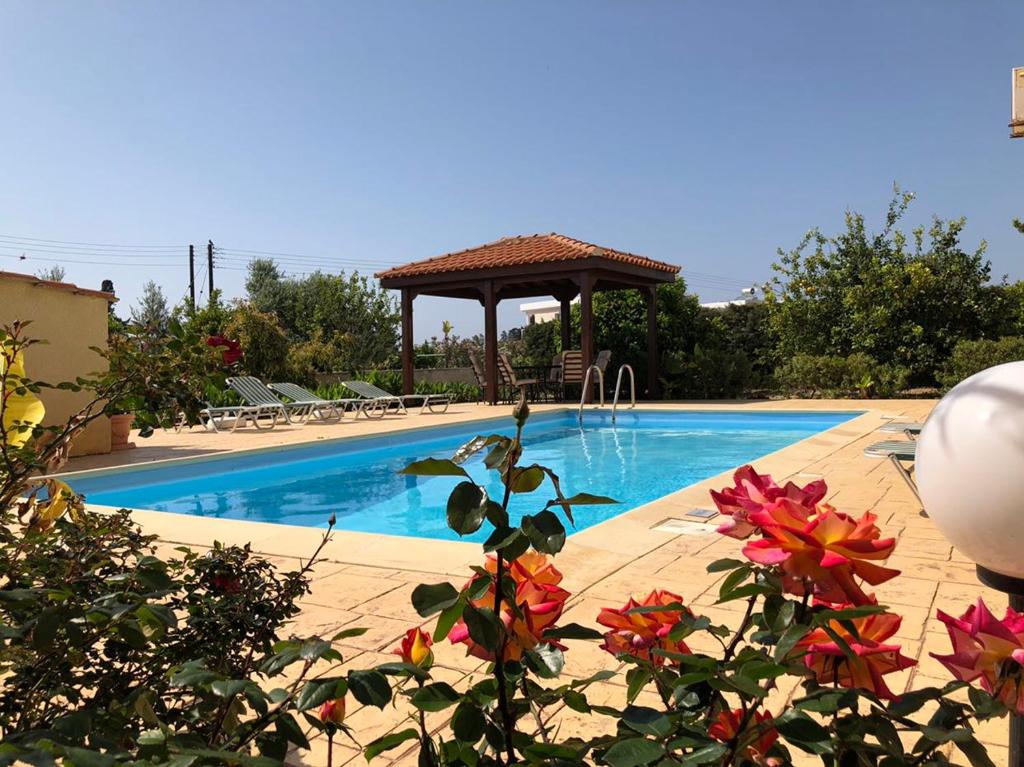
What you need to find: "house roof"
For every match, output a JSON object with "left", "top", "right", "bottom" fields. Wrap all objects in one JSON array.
[
  {"left": 375, "top": 233, "right": 680, "bottom": 281},
  {"left": 0, "top": 270, "right": 118, "bottom": 302}
]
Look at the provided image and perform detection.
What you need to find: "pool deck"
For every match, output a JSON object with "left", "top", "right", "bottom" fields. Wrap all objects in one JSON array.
[{"left": 64, "top": 399, "right": 1008, "bottom": 765}]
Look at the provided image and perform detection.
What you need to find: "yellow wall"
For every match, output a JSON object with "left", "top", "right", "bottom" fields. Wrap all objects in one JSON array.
[{"left": 0, "top": 274, "right": 112, "bottom": 456}]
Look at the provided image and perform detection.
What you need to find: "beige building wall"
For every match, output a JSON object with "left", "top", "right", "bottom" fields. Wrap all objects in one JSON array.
[{"left": 0, "top": 272, "right": 114, "bottom": 456}]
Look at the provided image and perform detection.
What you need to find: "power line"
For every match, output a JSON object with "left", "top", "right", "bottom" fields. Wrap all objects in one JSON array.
[
  {"left": 0, "top": 252, "right": 181, "bottom": 268},
  {"left": 0, "top": 233, "right": 184, "bottom": 250}
]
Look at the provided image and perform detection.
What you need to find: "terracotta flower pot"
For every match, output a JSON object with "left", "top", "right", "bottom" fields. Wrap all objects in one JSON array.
[{"left": 110, "top": 413, "right": 136, "bottom": 451}]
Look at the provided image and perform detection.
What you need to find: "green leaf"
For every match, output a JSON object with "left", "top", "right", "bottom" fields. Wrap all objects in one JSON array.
[
  {"left": 410, "top": 682, "right": 461, "bottom": 712},
  {"left": 483, "top": 525, "right": 522, "bottom": 553},
  {"left": 433, "top": 600, "right": 465, "bottom": 642},
  {"left": 412, "top": 582, "right": 460, "bottom": 618},
  {"left": 706, "top": 558, "right": 746, "bottom": 573},
  {"left": 543, "top": 622, "right": 604, "bottom": 641},
  {"left": 621, "top": 706, "right": 672, "bottom": 738},
  {"left": 525, "top": 644, "right": 564, "bottom": 679},
  {"left": 680, "top": 743, "right": 728, "bottom": 766},
  {"left": 364, "top": 729, "right": 420, "bottom": 762},
  {"left": 446, "top": 481, "right": 488, "bottom": 536},
  {"left": 451, "top": 700, "right": 487, "bottom": 743},
  {"left": 275, "top": 713, "right": 310, "bottom": 749},
  {"left": 602, "top": 737, "right": 665, "bottom": 767},
  {"left": 347, "top": 670, "right": 391, "bottom": 708},
  {"left": 296, "top": 677, "right": 347, "bottom": 711},
  {"left": 510, "top": 466, "right": 545, "bottom": 493},
  {"left": 400, "top": 458, "right": 468, "bottom": 478},
  {"left": 559, "top": 492, "right": 618, "bottom": 506},
  {"left": 331, "top": 627, "right": 368, "bottom": 641},
  {"left": 522, "top": 510, "right": 566, "bottom": 554},
  {"left": 625, "top": 667, "right": 651, "bottom": 704},
  {"left": 463, "top": 604, "right": 500, "bottom": 649},
  {"left": 955, "top": 736, "right": 998, "bottom": 767},
  {"left": 299, "top": 638, "right": 332, "bottom": 660},
  {"left": 211, "top": 679, "right": 249, "bottom": 698},
  {"left": 774, "top": 622, "right": 810, "bottom": 662},
  {"left": 775, "top": 710, "right": 833, "bottom": 754}
]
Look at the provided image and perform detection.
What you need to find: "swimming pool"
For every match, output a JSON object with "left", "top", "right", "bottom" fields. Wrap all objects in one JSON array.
[{"left": 63, "top": 409, "right": 859, "bottom": 542}]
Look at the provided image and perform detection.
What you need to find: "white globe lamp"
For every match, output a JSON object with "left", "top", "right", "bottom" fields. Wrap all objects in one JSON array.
[{"left": 917, "top": 361, "right": 1024, "bottom": 586}]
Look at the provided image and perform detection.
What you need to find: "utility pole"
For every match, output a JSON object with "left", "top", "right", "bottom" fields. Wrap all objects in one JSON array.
[
  {"left": 188, "top": 244, "right": 196, "bottom": 310},
  {"left": 207, "top": 240, "right": 215, "bottom": 305}
]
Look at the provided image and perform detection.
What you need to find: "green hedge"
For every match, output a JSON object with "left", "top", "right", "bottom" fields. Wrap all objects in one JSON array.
[
  {"left": 938, "top": 336, "right": 1024, "bottom": 390},
  {"left": 774, "top": 353, "right": 909, "bottom": 398}
]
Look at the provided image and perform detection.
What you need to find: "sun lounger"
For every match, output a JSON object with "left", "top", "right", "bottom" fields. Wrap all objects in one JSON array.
[
  {"left": 879, "top": 421, "right": 924, "bottom": 439},
  {"left": 864, "top": 439, "right": 920, "bottom": 502},
  {"left": 226, "top": 376, "right": 311, "bottom": 425},
  {"left": 267, "top": 382, "right": 366, "bottom": 421},
  {"left": 176, "top": 403, "right": 281, "bottom": 433},
  {"left": 342, "top": 380, "right": 452, "bottom": 415}
]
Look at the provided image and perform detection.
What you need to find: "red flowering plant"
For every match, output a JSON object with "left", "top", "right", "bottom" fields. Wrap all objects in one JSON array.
[{"left": 348, "top": 417, "right": 1005, "bottom": 767}]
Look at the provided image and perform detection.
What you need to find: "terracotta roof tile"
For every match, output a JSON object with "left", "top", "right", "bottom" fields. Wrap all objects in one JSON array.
[{"left": 376, "top": 233, "right": 679, "bottom": 280}]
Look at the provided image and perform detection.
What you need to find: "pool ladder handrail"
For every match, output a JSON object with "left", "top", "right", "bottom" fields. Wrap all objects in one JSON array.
[
  {"left": 611, "top": 364, "right": 635, "bottom": 423},
  {"left": 577, "top": 364, "right": 605, "bottom": 423}
]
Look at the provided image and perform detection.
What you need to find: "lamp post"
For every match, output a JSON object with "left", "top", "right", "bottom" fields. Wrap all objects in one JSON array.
[{"left": 917, "top": 361, "right": 1024, "bottom": 767}]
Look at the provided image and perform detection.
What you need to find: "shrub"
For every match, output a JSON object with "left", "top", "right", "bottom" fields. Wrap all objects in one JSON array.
[
  {"left": 939, "top": 336, "right": 1024, "bottom": 390},
  {"left": 774, "top": 353, "right": 908, "bottom": 398},
  {"left": 223, "top": 304, "right": 291, "bottom": 382},
  {"left": 662, "top": 346, "right": 753, "bottom": 399}
]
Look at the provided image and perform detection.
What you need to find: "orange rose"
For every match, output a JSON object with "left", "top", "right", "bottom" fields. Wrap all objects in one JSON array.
[
  {"left": 743, "top": 501, "right": 899, "bottom": 605},
  {"left": 795, "top": 610, "right": 915, "bottom": 700},
  {"left": 597, "top": 589, "right": 692, "bottom": 665},
  {"left": 448, "top": 553, "right": 569, "bottom": 662},
  {"left": 709, "top": 708, "right": 779, "bottom": 766},
  {"left": 318, "top": 697, "right": 346, "bottom": 725},
  {"left": 394, "top": 627, "right": 434, "bottom": 668}
]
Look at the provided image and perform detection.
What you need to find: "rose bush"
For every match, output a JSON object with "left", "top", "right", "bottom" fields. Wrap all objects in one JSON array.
[{"left": 340, "top": 429, "right": 1014, "bottom": 767}]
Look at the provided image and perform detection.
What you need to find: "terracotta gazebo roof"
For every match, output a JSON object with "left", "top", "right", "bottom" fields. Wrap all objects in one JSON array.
[{"left": 375, "top": 233, "right": 680, "bottom": 281}]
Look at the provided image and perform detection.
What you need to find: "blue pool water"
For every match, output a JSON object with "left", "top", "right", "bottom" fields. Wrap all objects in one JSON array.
[{"left": 64, "top": 410, "right": 858, "bottom": 541}]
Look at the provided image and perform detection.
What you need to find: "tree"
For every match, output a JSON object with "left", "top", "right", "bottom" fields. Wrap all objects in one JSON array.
[
  {"left": 222, "top": 303, "right": 290, "bottom": 381},
  {"left": 130, "top": 280, "right": 171, "bottom": 335},
  {"left": 35, "top": 265, "right": 65, "bottom": 282},
  {"left": 766, "top": 189, "right": 992, "bottom": 385},
  {"left": 441, "top": 320, "right": 454, "bottom": 366},
  {"left": 243, "top": 260, "right": 400, "bottom": 373}
]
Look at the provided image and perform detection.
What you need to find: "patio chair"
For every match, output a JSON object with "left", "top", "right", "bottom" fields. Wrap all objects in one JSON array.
[
  {"left": 879, "top": 421, "right": 924, "bottom": 439},
  {"left": 560, "top": 350, "right": 584, "bottom": 400},
  {"left": 543, "top": 353, "right": 563, "bottom": 401},
  {"left": 226, "top": 376, "right": 311, "bottom": 425},
  {"left": 342, "top": 380, "right": 452, "bottom": 415},
  {"left": 864, "top": 439, "right": 920, "bottom": 503},
  {"left": 467, "top": 351, "right": 486, "bottom": 403},
  {"left": 267, "top": 382, "right": 366, "bottom": 421},
  {"left": 498, "top": 352, "right": 538, "bottom": 402}
]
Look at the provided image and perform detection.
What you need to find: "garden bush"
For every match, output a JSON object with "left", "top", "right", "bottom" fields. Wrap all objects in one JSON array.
[
  {"left": 774, "top": 353, "right": 908, "bottom": 398},
  {"left": 938, "top": 336, "right": 1024, "bottom": 390}
]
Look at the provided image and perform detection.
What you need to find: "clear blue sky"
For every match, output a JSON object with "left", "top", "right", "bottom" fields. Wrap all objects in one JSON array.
[{"left": 1, "top": 2, "right": 1021, "bottom": 340}]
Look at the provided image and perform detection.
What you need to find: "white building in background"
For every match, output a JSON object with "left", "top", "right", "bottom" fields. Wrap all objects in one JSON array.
[
  {"left": 700, "top": 286, "right": 763, "bottom": 310},
  {"left": 520, "top": 296, "right": 579, "bottom": 325}
]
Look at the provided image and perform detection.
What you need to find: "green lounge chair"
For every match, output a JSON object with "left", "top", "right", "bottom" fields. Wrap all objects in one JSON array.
[
  {"left": 342, "top": 380, "right": 452, "bottom": 415},
  {"left": 226, "top": 376, "right": 311, "bottom": 425},
  {"left": 176, "top": 403, "right": 281, "bottom": 433},
  {"left": 879, "top": 421, "right": 924, "bottom": 439},
  {"left": 864, "top": 439, "right": 920, "bottom": 503},
  {"left": 267, "top": 382, "right": 367, "bottom": 421}
]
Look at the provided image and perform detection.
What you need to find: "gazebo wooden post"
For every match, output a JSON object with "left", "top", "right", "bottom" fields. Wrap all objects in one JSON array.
[
  {"left": 559, "top": 295, "right": 572, "bottom": 352},
  {"left": 400, "top": 288, "right": 415, "bottom": 396},
  {"left": 579, "top": 272, "right": 594, "bottom": 403},
  {"left": 645, "top": 285, "right": 660, "bottom": 399},
  {"left": 483, "top": 280, "right": 499, "bottom": 405}
]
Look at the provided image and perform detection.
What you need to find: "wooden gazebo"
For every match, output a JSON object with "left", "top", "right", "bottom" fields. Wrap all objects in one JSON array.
[{"left": 376, "top": 234, "right": 680, "bottom": 405}]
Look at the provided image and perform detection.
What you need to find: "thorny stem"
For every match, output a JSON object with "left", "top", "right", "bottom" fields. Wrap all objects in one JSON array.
[
  {"left": 521, "top": 677, "right": 552, "bottom": 744},
  {"left": 722, "top": 595, "right": 757, "bottom": 665},
  {"left": 491, "top": 420, "right": 524, "bottom": 767}
]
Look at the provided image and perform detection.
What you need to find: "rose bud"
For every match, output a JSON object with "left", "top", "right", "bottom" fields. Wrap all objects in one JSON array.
[
  {"left": 318, "top": 697, "right": 346, "bottom": 726},
  {"left": 394, "top": 627, "right": 434, "bottom": 668}
]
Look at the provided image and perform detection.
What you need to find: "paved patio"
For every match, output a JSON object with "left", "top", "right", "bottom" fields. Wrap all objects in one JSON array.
[{"left": 63, "top": 399, "right": 1007, "bottom": 765}]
